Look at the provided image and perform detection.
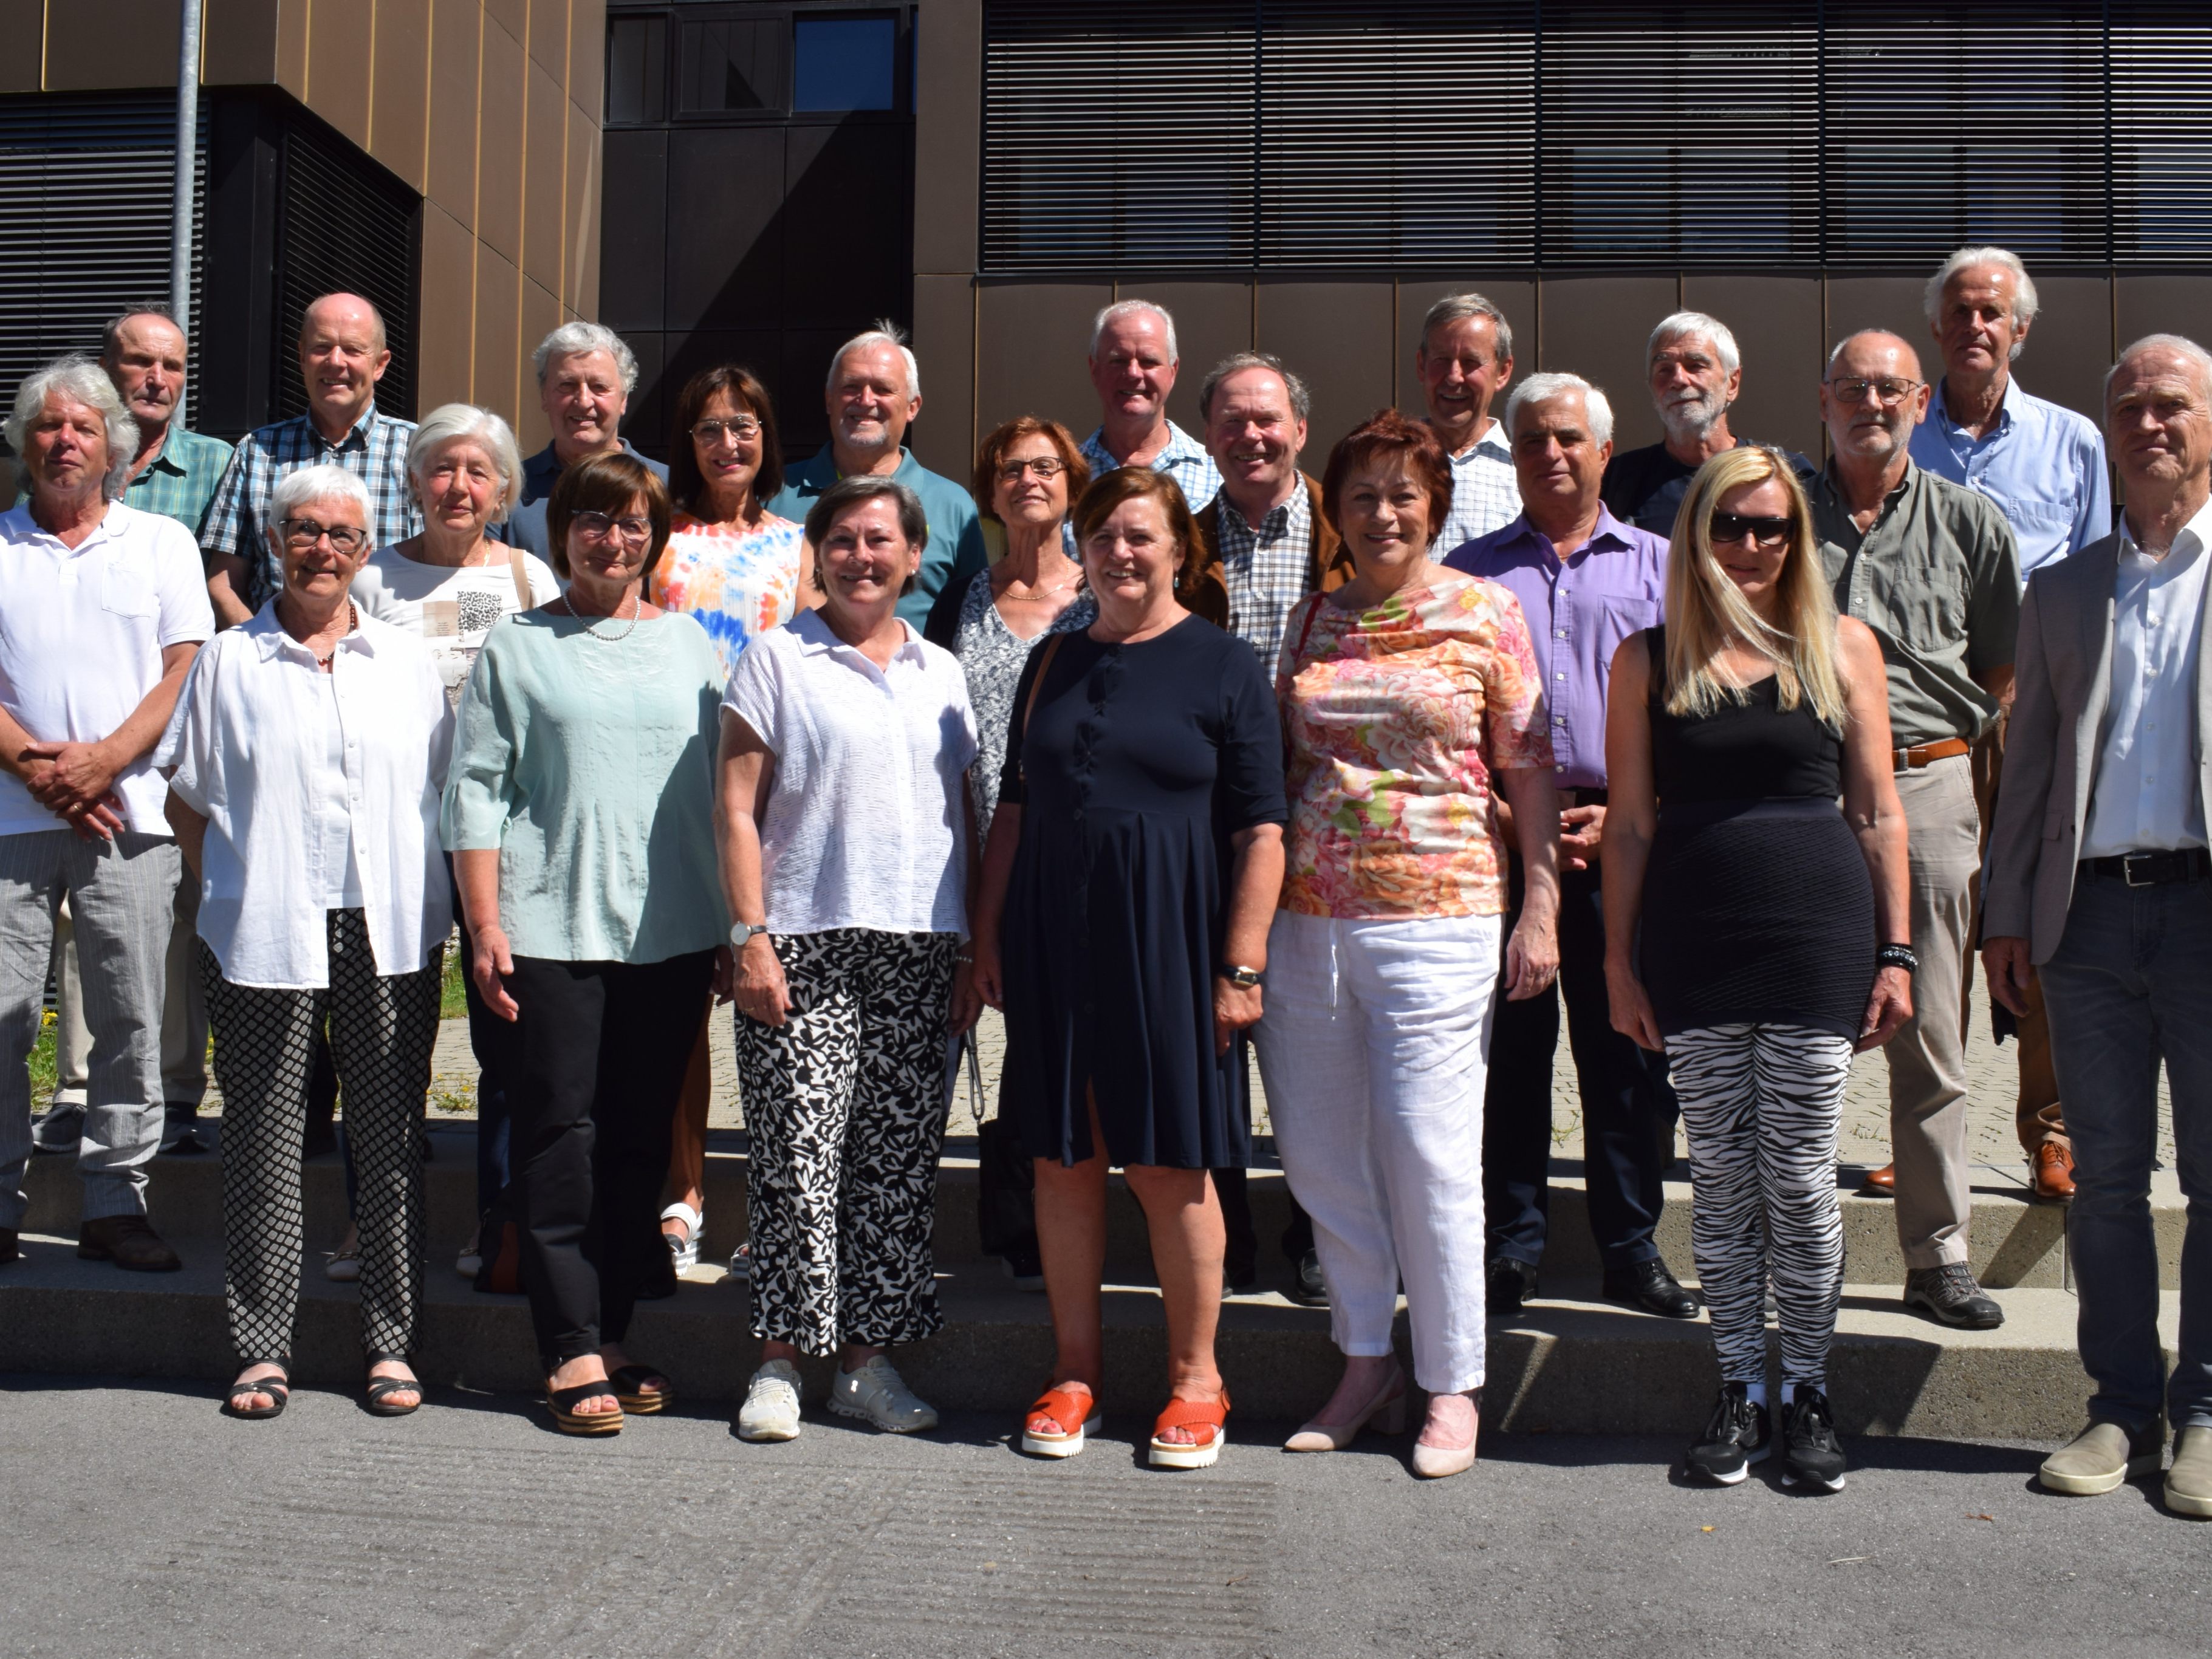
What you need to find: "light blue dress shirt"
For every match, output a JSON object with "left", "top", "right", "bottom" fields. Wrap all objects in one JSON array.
[{"left": 1909, "top": 377, "right": 2111, "bottom": 583}]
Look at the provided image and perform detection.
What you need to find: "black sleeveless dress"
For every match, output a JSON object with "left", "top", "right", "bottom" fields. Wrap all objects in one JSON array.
[{"left": 1637, "top": 627, "right": 1876, "bottom": 1041}]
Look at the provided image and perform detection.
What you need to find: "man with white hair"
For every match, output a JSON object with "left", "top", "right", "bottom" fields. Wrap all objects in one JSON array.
[
  {"left": 766, "top": 321, "right": 985, "bottom": 635},
  {"left": 1445, "top": 372, "right": 1694, "bottom": 1322},
  {"left": 1419, "top": 292, "right": 1520, "bottom": 552},
  {"left": 0, "top": 358, "right": 214, "bottom": 1272},
  {"left": 501, "top": 321, "right": 668, "bottom": 561},
  {"left": 1601, "top": 310, "right": 1815, "bottom": 534},
  {"left": 1983, "top": 335, "right": 2212, "bottom": 1516},
  {"left": 1077, "top": 299, "right": 1221, "bottom": 513}
]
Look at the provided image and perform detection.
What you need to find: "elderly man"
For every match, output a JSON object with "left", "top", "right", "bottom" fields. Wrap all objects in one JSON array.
[
  {"left": 1444, "top": 373, "right": 1693, "bottom": 1321},
  {"left": 1077, "top": 300, "right": 1221, "bottom": 513},
  {"left": 0, "top": 358, "right": 213, "bottom": 1271},
  {"left": 1813, "top": 330, "right": 2019, "bottom": 1329},
  {"left": 103, "top": 306, "right": 234, "bottom": 535},
  {"left": 1984, "top": 335, "right": 2212, "bottom": 1517},
  {"left": 1419, "top": 292, "right": 1521, "bottom": 553},
  {"left": 202, "top": 293, "right": 420, "bottom": 626},
  {"left": 1601, "top": 310, "right": 1816, "bottom": 534},
  {"left": 501, "top": 321, "right": 668, "bottom": 561},
  {"left": 1912, "top": 247, "right": 2114, "bottom": 1204},
  {"left": 767, "top": 321, "right": 985, "bottom": 636}
]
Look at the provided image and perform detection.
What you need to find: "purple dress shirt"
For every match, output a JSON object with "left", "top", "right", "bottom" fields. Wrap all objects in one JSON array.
[{"left": 1442, "top": 507, "right": 1669, "bottom": 791}]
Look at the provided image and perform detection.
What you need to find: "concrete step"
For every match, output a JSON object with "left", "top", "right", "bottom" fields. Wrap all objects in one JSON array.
[
  {"left": 0, "top": 1225, "right": 2160, "bottom": 1441},
  {"left": 19, "top": 1125, "right": 2183, "bottom": 1290}
]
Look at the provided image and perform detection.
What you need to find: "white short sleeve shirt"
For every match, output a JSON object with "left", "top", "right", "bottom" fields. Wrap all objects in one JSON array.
[
  {"left": 721, "top": 608, "right": 979, "bottom": 938},
  {"left": 351, "top": 546, "right": 564, "bottom": 702},
  {"left": 0, "top": 500, "right": 215, "bottom": 836}
]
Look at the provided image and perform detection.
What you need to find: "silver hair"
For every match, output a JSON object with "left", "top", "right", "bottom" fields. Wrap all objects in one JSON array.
[
  {"left": 1648, "top": 310, "right": 1740, "bottom": 377},
  {"left": 100, "top": 303, "right": 183, "bottom": 360},
  {"left": 2103, "top": 334, "right": 2212, "bottom": 408},
  {"left": 1505, "top": 372, "right": 1614, "bottom": 448},
  {"left": 1417, "top": 292, "right": 1515, "bottom": 368},
  {"left": 1089, "top": 299, "right": 1179, "bottom": 363},
  {"left": 1924, "top": 247, "right": 2041, "bottom": 359},
  {"left": 532, "top": 321, "right": 640, "bottom": 394},
  {"left": 406, "top": 403, "right": 526, "bottom": 518},
  {"left": 268, "top": 463, "right": 373, "bottom": 530},
  {"left": 5, "top": 356, "right": 139, "bottom": 499},
  {"left": 1197, "top": 352, "right": 1311, "bottom": 425},
  {"left": 826, "top": 318, "right": 921, "bottom": 401}
]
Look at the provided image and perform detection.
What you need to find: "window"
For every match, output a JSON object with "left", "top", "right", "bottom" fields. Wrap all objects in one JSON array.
[
  {"left": 679, "top": 18, "right": 787, "bottom": 114},
  {"left": 793, "top": 15, "right": 900, "bottom": 111},
  {"left": 606, "top": 16, "right": 669, "bottom": 125}
]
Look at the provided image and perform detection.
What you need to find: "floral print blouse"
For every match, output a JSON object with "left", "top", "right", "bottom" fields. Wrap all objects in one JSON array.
[
  {"left": 1276, "top": 573, "right": 1552, "bottom": 919},
  {"left": 648, "top": 510, "right": 805, "bottom": 684}
]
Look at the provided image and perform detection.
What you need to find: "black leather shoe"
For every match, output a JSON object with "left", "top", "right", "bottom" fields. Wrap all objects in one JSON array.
[
  {"left": 1603, "top": 1257, "right": 1700, "bottom": 1319},
  {"left": 1903, "top": 1264, "right": 2004, "bottom": 1329},
  {"left": 1286, "top": 1248, "right": 1329, "bottom": 1307},
  {"left": 1487, "top": 1257, "right": 1537, "bottom": 1317}
]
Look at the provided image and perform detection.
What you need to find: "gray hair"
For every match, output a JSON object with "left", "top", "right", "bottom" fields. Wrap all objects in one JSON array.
[
  {"left": 1197, "top": 352, "right": 1311, "bottom": 425},
  {"left": 1505, "top": 372, "right": 1614, "bottom": 448},
  {"left": 2103, "top": 334, "right": 2212, "bottom": 408},
  {"left": 268, "top": 463, "right": 372, "bottom": 530},
  {"left": 1418, "top": 292, "right": 1515, "bottom": 368},
  {"left": 826, "top": 319, "right": 921, "bottom": 402},
  {"left": 1825, "top": 329, "right": 1921, "bottom": 376},
  {"left": 1089, "top": 299, "right": 1179, "bottom": 363},
  {"left": 100, "top": 303, "right": 183, "bottom": 360},
  {"left": 1924, "top": 247, "right": 2041, "bottom": 355},
  {"left": 1648, "top": 310, "right": 1740, "bottom": 377},
  {"left": 5, "top": 356, "right": 139, "bottom": 499},
  {"left": 406, "top": 403, "right": 526, "bottom": 518},
  {"left": 532, "top": 321, "right": 640, "bottom": 394}
]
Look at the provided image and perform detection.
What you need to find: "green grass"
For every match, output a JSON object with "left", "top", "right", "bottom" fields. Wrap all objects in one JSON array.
[
  {"left": 441, "top": 946, "right": 467, "bottom": 1020},
  {"left": 29, "top": 1008, "right": 57, "bottom": 1111}
]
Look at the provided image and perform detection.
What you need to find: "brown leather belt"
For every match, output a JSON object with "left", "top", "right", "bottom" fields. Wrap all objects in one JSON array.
[{"left": 1892, "top": 737, "right": 1971, "bottom": 772}]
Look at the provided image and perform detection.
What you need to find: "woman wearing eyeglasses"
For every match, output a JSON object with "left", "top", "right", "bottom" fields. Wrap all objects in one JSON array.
[
  {"left": 1601, "top": 445, "right": 1911, "bottom": 1493},
  {"left": 443, "top": 451, "right": 730, "bottom": 1435}
]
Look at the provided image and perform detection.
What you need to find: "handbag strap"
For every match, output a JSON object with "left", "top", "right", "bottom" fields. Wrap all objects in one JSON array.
[
  {"left": 507, "top": 546, "right": 533, "bottom": 611},
  {"left": 1016, "top": 632, "right": 1067, "bottom": 785}
]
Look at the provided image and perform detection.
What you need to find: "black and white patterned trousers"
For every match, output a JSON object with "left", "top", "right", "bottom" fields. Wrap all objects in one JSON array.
[
  {"left": 204, "top": 909, "right": 443, "bottom": 1366},
  {"left": 1666, "top": 1023, "right": 1853, "bottom": 1388},
  {"left": 734, "top": 928, "right": 959, "bottom": 1356}
]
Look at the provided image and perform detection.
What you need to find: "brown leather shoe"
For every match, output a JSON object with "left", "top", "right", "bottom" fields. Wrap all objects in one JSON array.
[
  {"left": 1858, "top": 1162, "right": 1895, "bottom": 1197},
  {"left": 0, "top": 1226, "right": 17, "bottom": 1266},
  {"left": 2031, "top": 1143, "right": 2076, "bottom": 1204},
  {"left": 77, "top": 1214, "right": 182, "bottom": 1272}
]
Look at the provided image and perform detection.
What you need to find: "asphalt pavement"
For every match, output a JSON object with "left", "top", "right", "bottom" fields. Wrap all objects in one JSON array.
[{"left": 2, "top": 1375, "right": 2205, "bottom": 1658}]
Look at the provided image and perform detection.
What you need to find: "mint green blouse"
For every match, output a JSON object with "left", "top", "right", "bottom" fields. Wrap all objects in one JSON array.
[{"left": 442, "top": 610, "right": 730, "bottom": 963}]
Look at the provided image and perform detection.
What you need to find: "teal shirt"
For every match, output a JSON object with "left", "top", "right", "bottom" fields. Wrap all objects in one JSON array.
[
  {"left": 442, "top": 610, "right": 730, "bottom": 963},
  {"left": 125, "top": 426, "right": 235, "bottom": 538},
  {"left": 765, "top": 445, "right": 988, "bottom": 637}
]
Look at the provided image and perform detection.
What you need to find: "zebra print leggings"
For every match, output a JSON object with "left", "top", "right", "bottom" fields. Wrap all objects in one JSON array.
[{"left": 1666, "top": 1023, "right": 1854, "bottom": 1387}]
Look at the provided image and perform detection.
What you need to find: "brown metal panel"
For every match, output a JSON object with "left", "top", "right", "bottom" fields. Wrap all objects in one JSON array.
[
  {"left": 1255, "top": 281, "right": 1393, "bottom": 462},
  {"left": 415, "top": 202, "right": 477, "bottom": 412},
  {"left": 1823, "top": 276, "right": 1928, "bottom": 365},
  {"left": 476, "top": 18, "right": 526, "bottom": 265},
  {"left": 275, "top": 0, "right": 308, "bottom": 98},
  {"left": 1394, "top": 278, "right": 1536, "bottom": 419},
  {"left": 424, "top": 0, "right": 481, "bottom": 227},
  {"left": 483, "top": 0, "right": 527, "bottom": 46},
  {"left": 200, "top": 0, "right": 280, "bottom": 86},
  {"left": 912, "top": 0, "right": 981, "bottom": 278},
  {"left": 368, "top": 0, "right": 431, "bottom": 193},
  {"left": 517, "top": 276, "right": 563, "bottom": 449},
  {"left": 472, "top": 242, "right": 522, "bottom": 427},
  {"left": 2007, "top": 273, "right": 2111, "bottom": 427},
  {"left": 569, "top": 0, "right": 606, "bottom": 117},
  {"left": 1534, "top": 275, "right": 1677, "bottom": 453},
  {"left": 974, "top": 281, "right": 1113, "bottom": 444},
  {"left": 563, "top": 98, "right": 598, "bottom": 313},
  {"left": 0, "top": 1, "right": 40, "bottom": 92},
  {"left": 909, "top": 273, "right": 976, "bottom": 481},
  {"left": 521, "top": 60, "right": 566, "bottom": 293},
  {"left": 1682, "top": 273, "right": 1824, "bottom": 460},
  {"left": 527, "top": 0, "right": 566, "bottom": 78},
  {"left": 306, "top": 0, "right": 372, "bottom": 148},
  {"left": 43, "top": 0, "right": 179, "bottom": 91},
  {"left": 1135, "top": 281, "right": 1254, "bottom": 440},
  {"left": 2117, "top": 275, "right": 2212, "bottom": 356}
]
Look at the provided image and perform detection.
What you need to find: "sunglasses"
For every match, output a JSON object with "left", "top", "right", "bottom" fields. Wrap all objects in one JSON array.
[{"left": 1710, "top": 513, "right": 1794, "bottom": 549}]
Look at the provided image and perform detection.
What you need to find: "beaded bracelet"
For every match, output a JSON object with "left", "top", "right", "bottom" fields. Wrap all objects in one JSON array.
[{"left": 1875, "top": 943, "right": 1919, "bottom": 974}]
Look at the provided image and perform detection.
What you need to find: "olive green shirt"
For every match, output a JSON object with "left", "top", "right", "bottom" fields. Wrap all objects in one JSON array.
[{"left": 1813, "top": 462, "right": 2020, "bottom": 747}]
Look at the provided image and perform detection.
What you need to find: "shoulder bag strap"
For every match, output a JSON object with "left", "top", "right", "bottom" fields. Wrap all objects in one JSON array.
[
  {"left": 507, "top": 546, "right": 533, "bottom": 611},
  {"left": 1017, "top": 632, "right": 1067, "bottom": 784}
]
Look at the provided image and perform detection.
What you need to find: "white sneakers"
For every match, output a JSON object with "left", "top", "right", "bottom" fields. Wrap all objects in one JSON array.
[
  {"left": 829, "top": 1355, "right": 940, "bottom": 1434},
  {"left": 737, "top": 1360, "right": 803, "bottom": 1442},
  {"left": 660, "top": 1202, "right": 704, "bottom": 1275}
]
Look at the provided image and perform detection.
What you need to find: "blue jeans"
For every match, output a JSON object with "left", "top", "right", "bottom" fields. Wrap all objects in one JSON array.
[{"left": 2039, "top": 869, "right": 2212, "bottom": 1432}]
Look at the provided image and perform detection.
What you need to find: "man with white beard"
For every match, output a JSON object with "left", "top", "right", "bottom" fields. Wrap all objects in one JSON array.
[{"left": 1600, "top": 311, "right": 1814, "bottom": 534}]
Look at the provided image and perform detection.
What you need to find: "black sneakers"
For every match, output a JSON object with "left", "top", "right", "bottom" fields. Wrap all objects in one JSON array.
[
  {"left": 1903, "top": 1264, "right": 2005, "bottom": 1329},
  {"left": 1779, "top": 1386, "right": 1848, "bottom": 1491},
  {"left": 1486, "top": 1257, "right": 1537, "bottom": 1317},
  {"left": 1685, "top": 1383, "right": 1770, "bottom": 1484}
]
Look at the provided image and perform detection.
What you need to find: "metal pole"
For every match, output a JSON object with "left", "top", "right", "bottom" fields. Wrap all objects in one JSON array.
[{"left": 171, "top": 0, "right": 202, "bottom": 428}]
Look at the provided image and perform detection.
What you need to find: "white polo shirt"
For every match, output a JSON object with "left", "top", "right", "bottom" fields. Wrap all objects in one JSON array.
[{"left": 0, "top": 500, "right": 214, "bottom": 837}]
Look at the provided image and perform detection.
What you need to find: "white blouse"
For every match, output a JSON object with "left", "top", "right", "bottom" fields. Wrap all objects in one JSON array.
[
  {"left": 156, "top": 606, "right": 454, "bottom": 990},
  {"left": 721, "top": 607, "right": 978, "bottom": 939}
]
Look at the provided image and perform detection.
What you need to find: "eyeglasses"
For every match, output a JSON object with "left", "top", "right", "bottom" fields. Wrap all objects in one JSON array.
[
  {"left": 998, "top": 456, "right": 1066, "bottom": 481},
  {"left": 692, "top": 417, "right": 762, "bottom": 445},
  {"left": 280, "top": 518, "right": 368, "bottom": 555},
  {"left": 1710, "top": 513, "right": 1795, "bottom": 549},
  {"left": 1826, "top": 375, "right": 1922, "bottom": 407},
  {"left": 572, "top": 511, "right": 652, "bottom": 546}
]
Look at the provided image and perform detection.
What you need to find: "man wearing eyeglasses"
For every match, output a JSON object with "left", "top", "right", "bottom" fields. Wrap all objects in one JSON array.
[
  {"left": 1813, "top": 329, "right": 2021, "bottom": 1331},
  {"left": 501, "top": 323, "right": 668, "bottom": 563}
]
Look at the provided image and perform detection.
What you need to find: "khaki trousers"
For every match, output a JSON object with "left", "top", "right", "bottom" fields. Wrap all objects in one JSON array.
[{"left": 1970, "top": 723, "right": 2067, "bottom": 1154}]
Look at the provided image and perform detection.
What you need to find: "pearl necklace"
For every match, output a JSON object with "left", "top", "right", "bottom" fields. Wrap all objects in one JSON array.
[{"left": 570, "top": 591, "right": 642, "bottom": 642}]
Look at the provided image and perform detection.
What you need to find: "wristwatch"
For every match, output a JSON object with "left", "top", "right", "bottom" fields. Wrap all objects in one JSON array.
[
  {"left": 1224, "top": 965, "right": 1262, "bottom": 989},
  {"left": 731, "top": 922, "right": 770, "bottom": 948}
]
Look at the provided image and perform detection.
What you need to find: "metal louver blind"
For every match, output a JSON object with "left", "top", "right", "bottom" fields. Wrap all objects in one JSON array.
[
  {"left": 275, "top": 125, "right": 418, "bottom": 422},
  {"left": 2111, "top": 5, "right": 2212, "bottom": 263},
  {"left": 0, "top": 95, "right": 204, "bottom": 410}
]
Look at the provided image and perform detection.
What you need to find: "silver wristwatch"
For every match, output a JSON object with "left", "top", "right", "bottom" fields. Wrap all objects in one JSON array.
[
  {"left": 1225, "top": 965, "right": 1262, "bottom": 989},
  {"left": 731, "top": 922, "right": 770, "bottom": 948}
]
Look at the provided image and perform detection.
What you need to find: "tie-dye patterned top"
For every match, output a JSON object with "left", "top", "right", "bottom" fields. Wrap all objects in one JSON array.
[
  {"left": 1276, "top": 573, "right": 1552, "bottom": 918},
  {"left": 648, "top": 510, "right": 805, "bottom": 683}
]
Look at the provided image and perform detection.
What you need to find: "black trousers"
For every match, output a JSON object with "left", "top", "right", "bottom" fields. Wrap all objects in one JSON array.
[
  {"left": 493, "top": 950, "right": 717, "bottom": 1370},
  {"left": 1483, "top": 859, "right": 1679, "bottom": 1272}
]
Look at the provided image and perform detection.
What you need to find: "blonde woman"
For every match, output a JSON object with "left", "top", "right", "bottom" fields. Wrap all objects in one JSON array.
[{"left": 1601, "top": 446, "right": 1910, "bottom": 1495}]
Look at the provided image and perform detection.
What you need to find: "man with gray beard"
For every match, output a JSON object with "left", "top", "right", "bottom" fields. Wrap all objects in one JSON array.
[{"left": 1601, "top": 311, "right": 1814, "bottom": 534}]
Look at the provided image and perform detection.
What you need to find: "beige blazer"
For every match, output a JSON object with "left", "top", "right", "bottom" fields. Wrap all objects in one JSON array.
[{"left": 1983, "top": 529, "right": 2212, "bottom": 962}]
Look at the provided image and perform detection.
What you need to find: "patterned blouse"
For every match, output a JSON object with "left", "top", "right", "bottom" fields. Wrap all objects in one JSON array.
[
  {"left": 950, "top": 565, "right": 1097, "bottom": 831},
  {"left": 1276, "top": 573, "right": 1552, "bottom": 919},
  {"left": 648, "top": 510, "right": 805, "bottom": 683}
]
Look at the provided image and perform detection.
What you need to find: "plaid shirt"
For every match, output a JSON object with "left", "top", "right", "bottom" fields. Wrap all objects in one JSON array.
[
  {"left": 200, "top": 403, "right": 420, "bottom": 607},
  {"left": 1214, "top": 483, "right": 1314, "bottom": 668},
  {"left": 1433, "top": 419, "right": 1521, "bottom": 558},
  {"left": 122, "top": 426, "right": 234, "bottom": 538},
  {"left": 1078, "top": 420, "right": 1222, "bottom": 513}
]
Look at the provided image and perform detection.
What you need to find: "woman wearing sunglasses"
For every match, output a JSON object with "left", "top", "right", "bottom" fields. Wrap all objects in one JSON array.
[{"left": 1601, "top": 445, "right": 1911, "bottom": 1494}]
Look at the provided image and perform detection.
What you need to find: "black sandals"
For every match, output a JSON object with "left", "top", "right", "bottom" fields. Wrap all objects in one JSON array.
[
  {"left": 608, "top": 1364, "right": 674, "bottom": 1415},
  {"left": 546, "top": 1381, "right": 624, "bottom": 1435},
  {"left": 222, "top": 1365, "right": 290, "bottom": 1420}
]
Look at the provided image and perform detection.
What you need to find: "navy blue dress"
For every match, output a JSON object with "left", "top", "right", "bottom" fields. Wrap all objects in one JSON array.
[{"left": 998, "top": 615, "right": 1287, "bottom": 1169}]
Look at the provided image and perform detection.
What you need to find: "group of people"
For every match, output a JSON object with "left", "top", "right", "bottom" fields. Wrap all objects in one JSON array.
[{"left": 0, "top": 244, "right": 2203, "bottom": 1516}]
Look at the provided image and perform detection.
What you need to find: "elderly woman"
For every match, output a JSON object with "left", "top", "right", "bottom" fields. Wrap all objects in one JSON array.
[
  {"left": 157, "top": 464, "right": 453, "bottom": 1419},
  {"left": 718, "top": 476, "right": 981, "bottom": 1442},
  {"left": 1255, "top": 411, "right": 1561, "bottom": 1480},
  {"left": 1604, "top": 446, "right": 1909, "bottom": 1493},
  {"left": 443, "top": 451, "right": 728, "bottom": 1436},
  {"left": 973, "top": 467, "right": 1287, "bottom": 1470},
  {"left": 354, "top": 403, "right": 561, "bottom": 1281},
  {"left": 646, "top": 365, "right": 807, "bottom": 1278}
]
